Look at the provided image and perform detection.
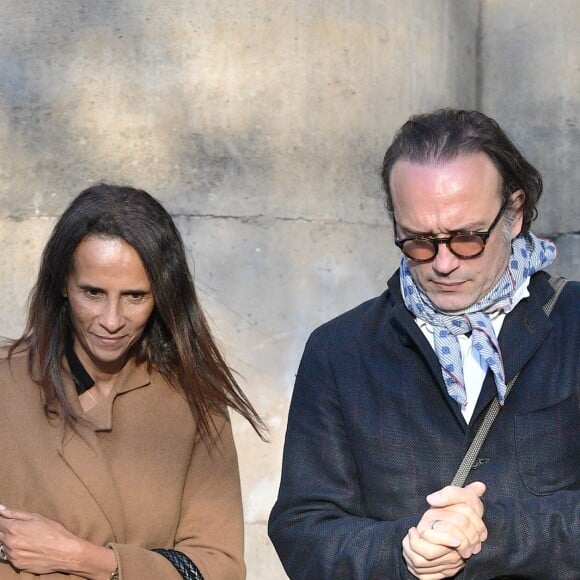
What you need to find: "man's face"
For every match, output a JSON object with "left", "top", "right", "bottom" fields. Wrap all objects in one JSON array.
[{"left": 390, "top": 152, "right": 524, "bottom": 313}]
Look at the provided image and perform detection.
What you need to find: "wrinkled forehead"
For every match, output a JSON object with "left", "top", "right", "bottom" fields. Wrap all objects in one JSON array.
[
  {"left": 389, "top": 153, "right": 507, "bottom": 237},
  {"left": 390, "top": 153, "right": 504, "bottom": 207}
]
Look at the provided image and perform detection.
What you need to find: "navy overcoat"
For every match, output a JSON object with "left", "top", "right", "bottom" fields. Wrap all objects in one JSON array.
[{"left": 269, "top": 270, "right": 579, "bottom": 579}]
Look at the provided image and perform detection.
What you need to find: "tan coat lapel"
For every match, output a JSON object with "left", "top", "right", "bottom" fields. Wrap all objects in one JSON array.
[
  {"left": 58, "top": 423, "right": 126, "bottom": 543},
  {"left": 57, "top": 360, "right": 152, "bottom": 544}
]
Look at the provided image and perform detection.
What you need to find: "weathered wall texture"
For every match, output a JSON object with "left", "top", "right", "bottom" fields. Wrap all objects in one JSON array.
[
  {"left": 0, "top": 1, "right": 577, "bottom": 578},
  {"left": 479, "top": 0, "right": 580, "bottom": 280}
]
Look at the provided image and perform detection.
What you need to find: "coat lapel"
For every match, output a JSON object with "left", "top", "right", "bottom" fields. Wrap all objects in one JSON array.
[
  {"left": 390, "top": 300, "right": 468, "bottom": 430},
  {"left": 470, "top": 273, "right": 556, "bottom": 423},
  {"left": 57, "top": 389, "right": 127, "bottom": 543},
  {"left": 57, "top": 360, "right": 152, "bottom": 543},
  {"left": 58, "top": 431, "right": 127, "bottom": 543},
  {"left": 497, "top": 284, "right": 555, "bottom": 387},
  {"left": 387, "top": 274, "right": 448, "bottom": 394}
]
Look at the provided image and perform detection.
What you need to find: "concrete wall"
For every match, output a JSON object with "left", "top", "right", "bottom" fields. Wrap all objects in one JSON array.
[
  {"left": 479, "top": 0, "right": 580, "bottom": 280},
  {"left": 0, "top": 1, "right": 577, "bottom": 578}
]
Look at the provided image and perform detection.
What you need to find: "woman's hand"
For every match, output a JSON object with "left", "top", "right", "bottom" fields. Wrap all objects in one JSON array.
[{"left": 0, "top": 504, "right": 116, "bottom": 579}]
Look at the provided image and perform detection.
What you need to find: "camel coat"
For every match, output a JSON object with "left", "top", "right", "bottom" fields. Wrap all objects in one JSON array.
[{"left": 0, "top": 349, "right": 245, "bottom": 579}]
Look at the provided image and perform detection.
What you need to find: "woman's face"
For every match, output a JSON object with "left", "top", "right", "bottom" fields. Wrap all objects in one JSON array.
[{"left": 65, "top": 235, "right": 155, "bottom": 379}]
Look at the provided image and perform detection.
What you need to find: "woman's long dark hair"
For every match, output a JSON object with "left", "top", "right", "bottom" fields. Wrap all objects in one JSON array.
[{"left": 10, "top": 184, "right": 266, "bottom": 444}]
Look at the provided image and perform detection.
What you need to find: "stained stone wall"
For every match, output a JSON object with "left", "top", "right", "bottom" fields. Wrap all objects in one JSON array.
[
  {"left": 0, "top": 1, "right": 577, "bottom": 578},
  {"left": 479, "top": 0, "right": 580, "bottom": 279}
]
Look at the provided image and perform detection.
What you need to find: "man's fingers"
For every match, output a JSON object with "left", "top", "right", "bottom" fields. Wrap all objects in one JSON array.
[
  {"left": 404, "top": 527, "right": 464, "bottom": 573},
  {"left": 419, "top": 505, "right": 486, "bottom": 541},
  {"left": 426, "top": 482, "right": 486, "bottom": 508},
  {"left": 464, "top": 481, "right": 486, "bottom": 497},
  {"left": 422, "top": 526, "right": 480, "bottom": 560},
  {"left": 417, "top": 506, "right": 487, "bottom": 560},
  {"left": 436, "top": 503, "right": 487, "bottom": 538},
  {"left": 421, "top": 526, "right": 461, "bottom": 549}
]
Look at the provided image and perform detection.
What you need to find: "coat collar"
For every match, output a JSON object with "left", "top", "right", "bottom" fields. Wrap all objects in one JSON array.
[{"left": 65, "top": 343, "right": 152, "bottom": 396}]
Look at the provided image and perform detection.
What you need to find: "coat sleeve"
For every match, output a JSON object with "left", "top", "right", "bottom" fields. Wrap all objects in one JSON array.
[
  {"left": 268, "top": 332, "right": 416, "bottom": 579},
  {"left": 110, "top": 414, "right": 245, "bottom": 580},
  {"left": 463, "top": 489, "right": 580, "bottom": 579}
]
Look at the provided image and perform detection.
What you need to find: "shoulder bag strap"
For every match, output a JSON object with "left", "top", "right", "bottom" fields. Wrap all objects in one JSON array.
[{"left": 451, "top": 275, "right": 567, "bottom": 487}]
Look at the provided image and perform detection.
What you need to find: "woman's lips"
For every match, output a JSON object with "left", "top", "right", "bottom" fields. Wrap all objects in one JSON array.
[{"left": 94, "top": 335, "right": 126, "bottom": 347}]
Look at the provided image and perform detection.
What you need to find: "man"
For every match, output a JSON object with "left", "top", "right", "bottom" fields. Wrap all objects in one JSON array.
[{"left": 269, "top": 109, "right": 579, "bottom": 579}]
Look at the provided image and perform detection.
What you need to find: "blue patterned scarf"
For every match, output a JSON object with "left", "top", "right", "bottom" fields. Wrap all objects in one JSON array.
[{"left": 400, "top": 233, "right": 557, "bottom": 406}]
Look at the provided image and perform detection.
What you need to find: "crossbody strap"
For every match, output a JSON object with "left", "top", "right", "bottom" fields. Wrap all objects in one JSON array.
[{"left": 451, "top": 275, "right": 567, "bottom": 487}]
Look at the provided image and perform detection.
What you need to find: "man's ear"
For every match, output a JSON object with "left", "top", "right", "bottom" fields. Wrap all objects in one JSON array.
[{"left": 510, "top": 189, "right": 525, "bottom": 237}]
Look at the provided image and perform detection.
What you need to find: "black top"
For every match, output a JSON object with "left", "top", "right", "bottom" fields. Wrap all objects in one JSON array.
[{"left": 65, "top": 341, "right": 94, "bottom": 395}]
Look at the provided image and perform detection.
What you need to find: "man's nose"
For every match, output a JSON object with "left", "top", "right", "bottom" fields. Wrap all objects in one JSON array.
[
  {"left": 99, "top": 301, "right": 125, "bottom": 332},
  {"left": 431, "top": 242, "right": 461, "bottom": 275}
]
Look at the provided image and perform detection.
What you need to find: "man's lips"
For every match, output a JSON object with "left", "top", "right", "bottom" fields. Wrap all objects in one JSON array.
[{"left": 430, "top": 281, "right": 466, "bottom": 291}]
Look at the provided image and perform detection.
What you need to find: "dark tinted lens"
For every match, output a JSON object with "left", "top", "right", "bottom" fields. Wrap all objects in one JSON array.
[
  {"left": 449, "top": 234, "right": 485, "bottom": 258},
  {"left": 402, "top": 238, "right": 437, "bottom": 261}
]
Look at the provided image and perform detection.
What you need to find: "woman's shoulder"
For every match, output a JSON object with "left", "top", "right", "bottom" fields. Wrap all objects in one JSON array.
[
  {"left": 0, "top": 343, "right": 29, "bottom": 365},
  {"left": 0, "top": 345, "right": 34, "bottom": 393}
]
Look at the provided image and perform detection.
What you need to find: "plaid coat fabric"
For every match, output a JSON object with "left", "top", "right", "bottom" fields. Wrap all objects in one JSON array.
[{"left": 269, "top": 270, "right": 579, "bottom": 579}]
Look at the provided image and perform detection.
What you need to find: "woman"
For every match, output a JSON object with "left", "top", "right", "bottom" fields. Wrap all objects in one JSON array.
[{"left": 0, "top": 184, "right": 265, "bottom": 579}]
